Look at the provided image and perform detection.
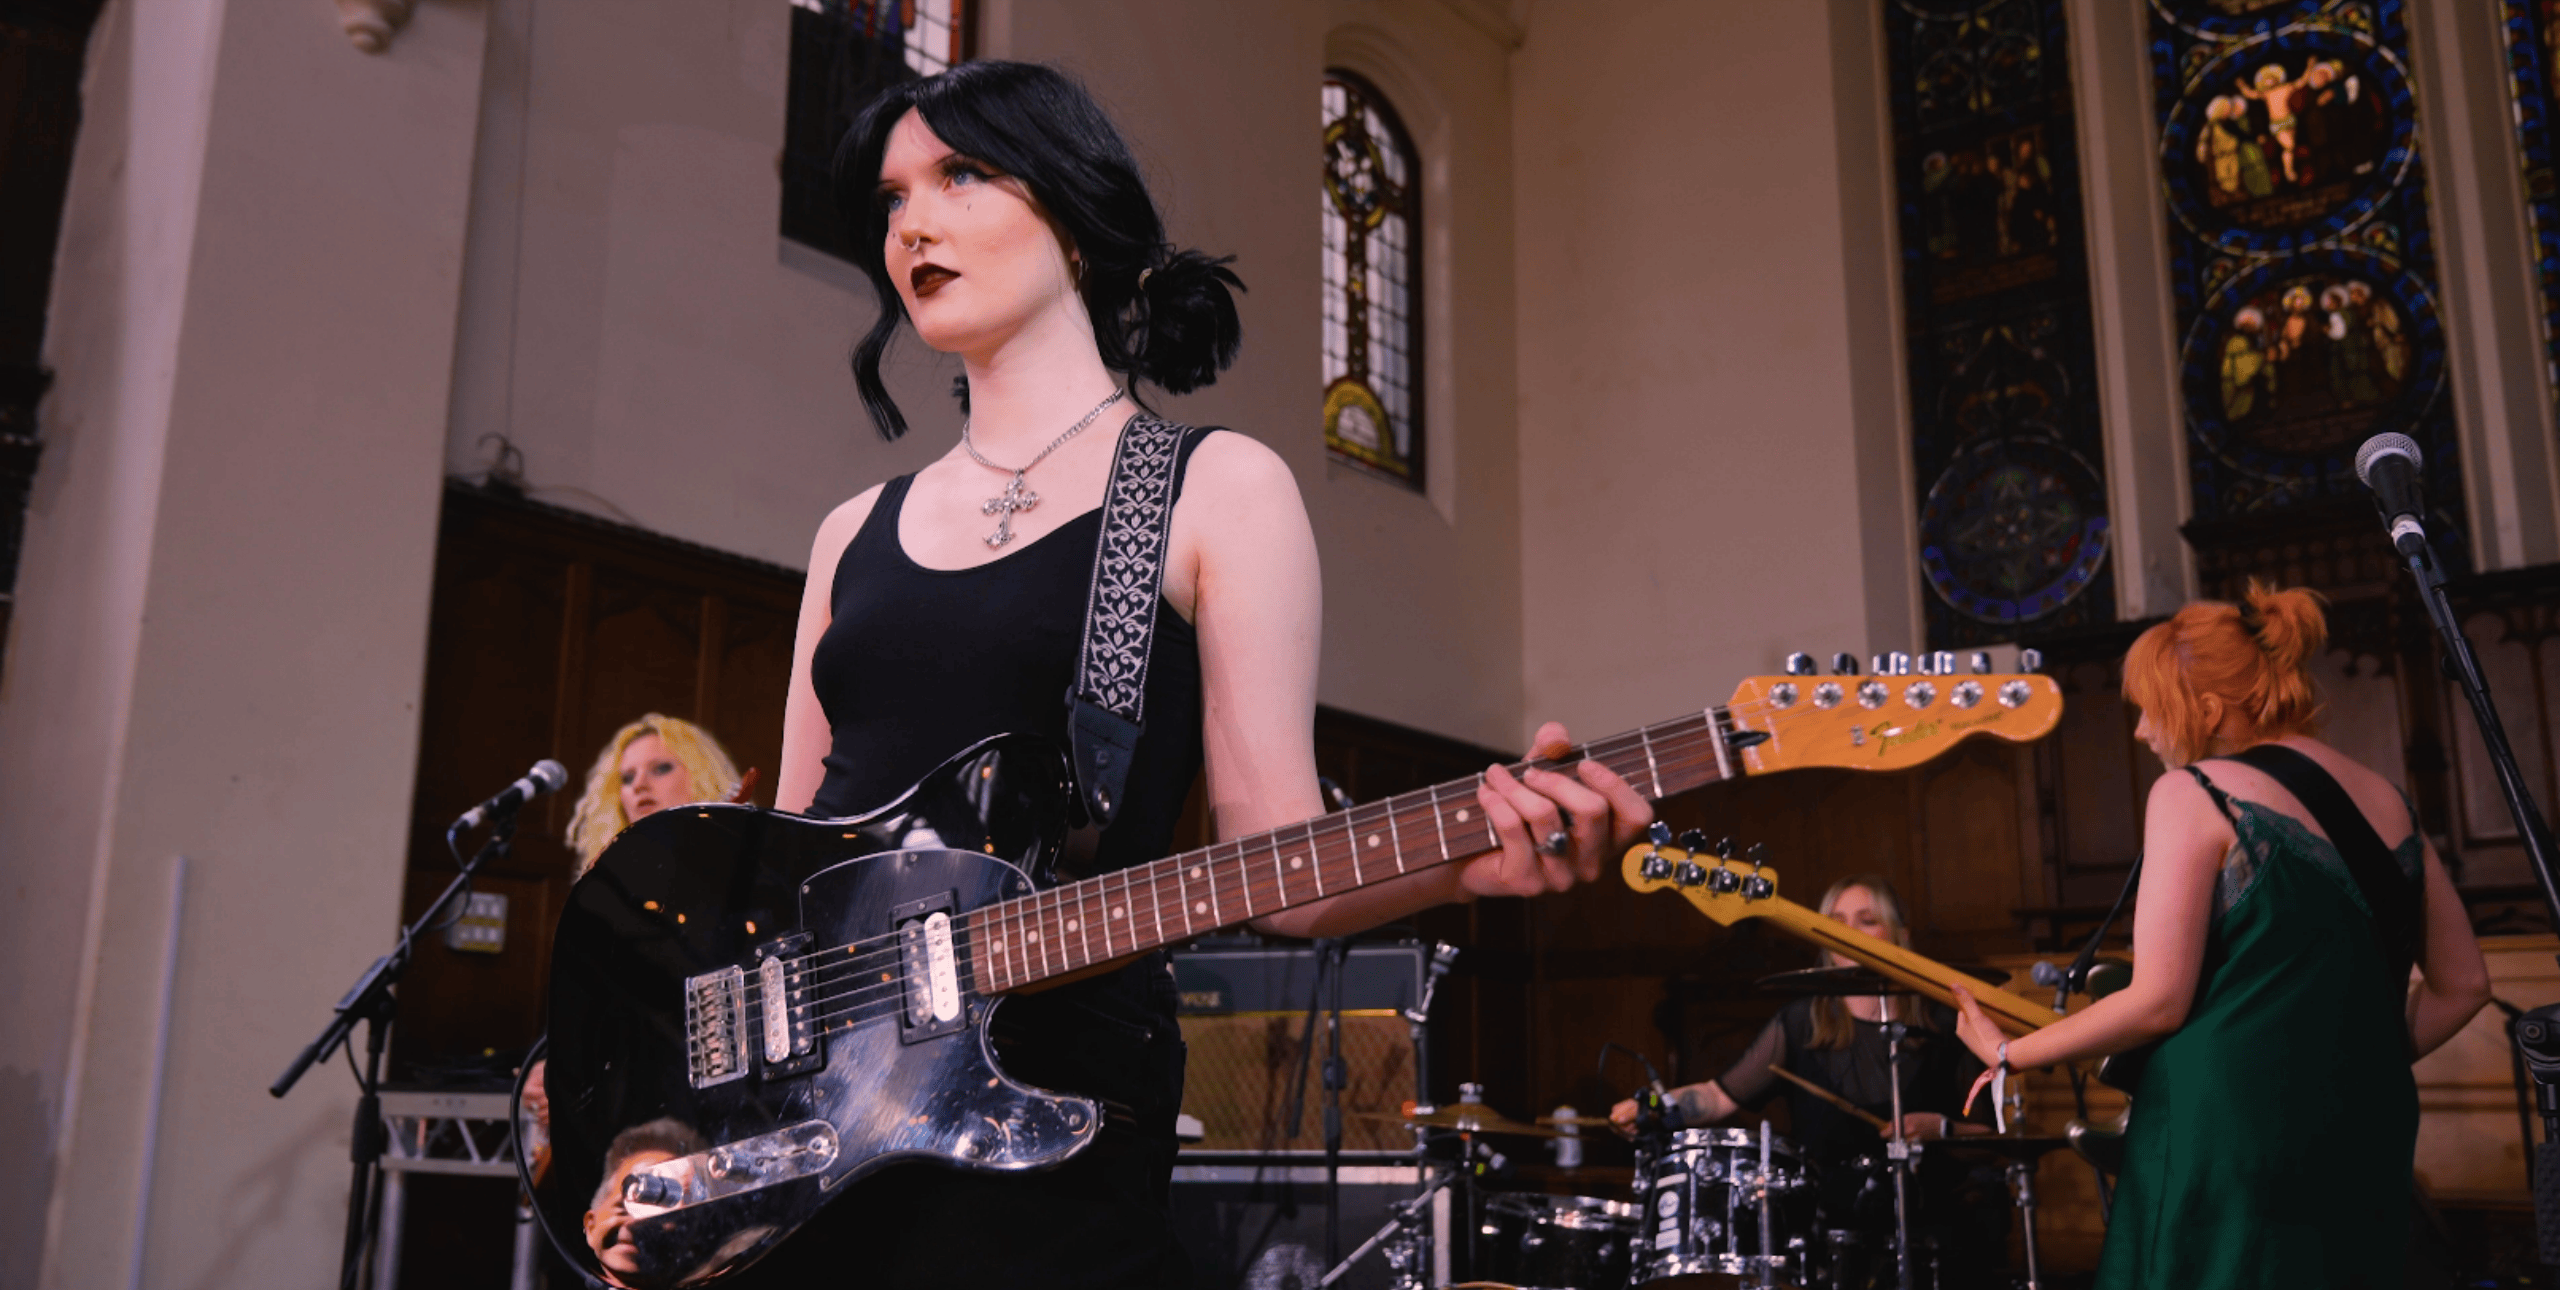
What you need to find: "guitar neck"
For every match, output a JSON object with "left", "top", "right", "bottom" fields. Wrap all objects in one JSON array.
[
  {"left": 1734, "top": 897, "right": 2062, "bottom": 1035},
  {"left": 966, "top": 709, "right": 1741, "bottom": 993}
]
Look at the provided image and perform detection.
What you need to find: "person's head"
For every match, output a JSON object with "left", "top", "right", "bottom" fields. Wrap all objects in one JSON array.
[
  {"left": 2321, "top": 284, "right": 2350, "bottom": 311},
  {"left": 2233, "top": 306, "right": 2264, "bottom": 335},
  {"left": 1808, "top": 874, "right": 1921, "bottom": 1047},
  {"left": 2206, "top": 95, "right": 2233, "bottom": 123},
  {"left": 2255, "top": 63, "right": 2291, "bottom": 91},
  {"left": 1818, "top": 875, "right": 1912, "bottom": 957},
  {"left": 832, "top": 60, "right": 1245, "bottom": 441},
  {"left": 584, "top": 1118, "right": 707, "bottom": 1287},
  {"left": 2308, "top": 61, "right": 2336, "bottom": 87},
  {"left": 2347, "top": 280, "right": 2373, "bottom": 305},
  {"left": 2122, "top": 579, "right": 2327, "bottom": 768},
  {"left": 2283, "top": 284, "right": 2314, "bottom": 314},
  {"left": 566, "top": 715, "right": 743, "bottom": 874}
]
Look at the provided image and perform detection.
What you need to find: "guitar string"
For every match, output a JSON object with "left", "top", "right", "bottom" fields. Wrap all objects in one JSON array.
[
  {"left": 720, "top": 682, "right": 2031, "bottom": 1014},
  {"left": 770, "top": 732, "right": 1751, "bottom": 1019},
  {"left": 708, "top": 690, "right": 2046, "bottom": 1036},
  {"left": 771, "top": 725, "right": 1730, "bottom": 995},
  {"left": 761, "top": 704, "right": 1830, "bottom": 1007}
]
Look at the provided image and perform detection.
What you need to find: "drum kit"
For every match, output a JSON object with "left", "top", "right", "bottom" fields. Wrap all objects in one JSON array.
[{"left": 1316, "top": 968, "right": 2071, "bottom": 1290}]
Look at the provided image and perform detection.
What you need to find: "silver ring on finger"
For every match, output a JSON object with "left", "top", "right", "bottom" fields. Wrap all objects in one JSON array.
[{"left": 1541, "top": 829, "right": 1572, "bottom": 857}]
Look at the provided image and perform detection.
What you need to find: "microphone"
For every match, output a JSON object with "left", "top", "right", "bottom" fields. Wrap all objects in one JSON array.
[
  {"left": 455, "top": 759, "right": 569, "bottom": 832},
  {"left": 2355, "top": 433, "right": 2428, "bottom": 557}
]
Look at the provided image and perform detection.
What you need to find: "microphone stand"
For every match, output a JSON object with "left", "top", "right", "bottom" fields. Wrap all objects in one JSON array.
[
  {"left": 271, "top": 811, "right": 520, "bottom": 1290},
  {"left": 2387, "top": 523, "right": 2560, "bottom": 1264}
]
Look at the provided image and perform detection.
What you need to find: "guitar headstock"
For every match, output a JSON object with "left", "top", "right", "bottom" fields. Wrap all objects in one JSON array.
[
  {"left": 1726, "top": 650, "right": 2061, "bottom": 774},
  {"left": 1620, "top": 836, "right": 1788, "bottom": 925}
]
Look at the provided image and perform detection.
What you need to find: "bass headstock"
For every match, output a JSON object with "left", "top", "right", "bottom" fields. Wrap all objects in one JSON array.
[
  {"left": 1725, "top": 649, "right": 2061, "bottom": 775},
  {"left": 1619, "top": 831, "right": 1786, "bottom": 926}
]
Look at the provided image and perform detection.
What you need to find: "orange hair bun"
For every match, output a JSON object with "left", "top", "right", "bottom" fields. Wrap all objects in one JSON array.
[{"left": 2123, "top": 579, "right": 2327, "bottom": 765}]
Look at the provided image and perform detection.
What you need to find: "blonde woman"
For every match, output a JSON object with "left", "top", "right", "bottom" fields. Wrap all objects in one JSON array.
[
  {"left": 1610, "top": 875, "right": 1987, "bottom": 1150},
  {"left": 526, "top": 714, "right": 745, "bottom": 1132},
  {"left": 563, "top": 713, "right": 743, "bottom": 875}
]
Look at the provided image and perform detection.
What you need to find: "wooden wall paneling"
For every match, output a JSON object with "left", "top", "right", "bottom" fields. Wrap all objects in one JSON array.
[{"left": 393, "top": 484, "right": 806, "bottom": 1079}]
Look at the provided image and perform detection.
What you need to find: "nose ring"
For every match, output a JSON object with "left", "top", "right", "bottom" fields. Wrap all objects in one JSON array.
[{"left": 898, "top": 233, "right": 923, "bottom": 252}]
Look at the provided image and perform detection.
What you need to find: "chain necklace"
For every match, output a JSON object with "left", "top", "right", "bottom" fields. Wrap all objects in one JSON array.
[{"left": 960, "top": 386, "right": 1127, "bottom": 548}]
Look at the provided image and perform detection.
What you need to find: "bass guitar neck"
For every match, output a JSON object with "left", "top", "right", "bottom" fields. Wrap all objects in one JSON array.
[{"left": 1620, "top": 841, "right": 2060, "bottom": 1035}]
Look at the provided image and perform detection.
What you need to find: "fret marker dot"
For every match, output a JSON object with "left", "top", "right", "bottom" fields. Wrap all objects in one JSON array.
[
  {"left": 1289, "top": 856, "right": 1303, "bottom": 870},
  {"left": 1193, "top": 901, "right": 1208, "bottom": 915},
  {"left": 1028, "top": 930, "right": 1040, "bottom": 942},
  {"left": 1455, "top": 809, "right": 1470, "bottom": 822},
  {"left": 992, "top": 939, "right": 1005, "bottom": 952},
  {"left": 1190, "top": 866, "right": 1204, "bottom": 879},
  {"left": 1067, "top": 919, "right": 1080, "bottom": 932},
  {"left": 1367, "top": 834, "right": 1381, "bottom": 848},
  {"left": 1111, "top": 906, "right": 1124, "bottom": 919}
]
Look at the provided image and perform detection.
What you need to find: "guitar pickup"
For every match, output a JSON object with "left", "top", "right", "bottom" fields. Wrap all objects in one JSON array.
[
  {"left": 893, "top": 892, "right": 966, "bottom": 1045},
  {"left": 683, "top": 933, "right": 821, "bottom": 1091},
  {"left": 754, "top": 932, "right": 823, "bottom": 1080}
]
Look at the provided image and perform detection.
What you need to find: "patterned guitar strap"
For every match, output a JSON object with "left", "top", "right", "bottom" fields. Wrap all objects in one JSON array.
[{"left": 1066, "top": 411, "right": 1194, "bottom": 845}]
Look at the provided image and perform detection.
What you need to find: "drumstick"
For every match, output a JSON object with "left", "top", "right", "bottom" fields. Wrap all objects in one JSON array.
[{"left": 1768, "top": 1064, "right": 1892, "bottom": 1133}]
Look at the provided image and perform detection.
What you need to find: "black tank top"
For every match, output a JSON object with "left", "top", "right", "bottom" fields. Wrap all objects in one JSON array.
[{"left": 806, "top": 425, "right": 1211, "bottom": 875}]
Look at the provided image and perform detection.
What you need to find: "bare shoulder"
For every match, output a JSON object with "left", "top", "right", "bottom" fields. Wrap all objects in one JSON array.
[
  {"left": 1182, "top": 428, "right": 1301, "bottom": 500},
  {"left": 2145, "top": 765, "right": 2213, "bottom": 812}
]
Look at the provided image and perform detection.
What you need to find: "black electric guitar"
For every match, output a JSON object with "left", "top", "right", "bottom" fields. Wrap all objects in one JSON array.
[{"left": 529, "top": 670, "right": 2063, "bottom": 1286}]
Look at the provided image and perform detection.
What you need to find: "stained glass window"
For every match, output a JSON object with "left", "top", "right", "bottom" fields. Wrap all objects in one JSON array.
[
  {"left": 1322, "top": 72, "right": 1423, "bottom": 489},
  {"left": 781, "top": 1, "right": 971, "bottom": 263}
]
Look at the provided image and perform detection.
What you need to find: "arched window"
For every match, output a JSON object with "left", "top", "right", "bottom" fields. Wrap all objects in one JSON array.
[
  {"left": 782, "top": 1, "right": 973, "bottom": 263},
  {"left": 1322, "top": 71, "right": 1424, "bottom": 489}
]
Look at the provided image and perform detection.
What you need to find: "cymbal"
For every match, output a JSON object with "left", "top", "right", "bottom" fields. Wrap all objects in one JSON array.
[
  {"left": 1752, "top": 965, "right": 2000, "bottom": 997},
  {"left": 1350, "top": 1103, "right": 1565, "bottom": 1138},
  {"left": 1939, "top": 1136, "right": 2077, "bottom": 1162}
]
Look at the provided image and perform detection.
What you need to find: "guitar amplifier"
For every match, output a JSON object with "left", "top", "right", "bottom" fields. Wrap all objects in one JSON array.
[
  {"left": 1171, "top": 942, "right": 1423, "bottom": 1154},
  {"left": 1167, "top": 1161, "right": 1449, "bottom": 1290}
]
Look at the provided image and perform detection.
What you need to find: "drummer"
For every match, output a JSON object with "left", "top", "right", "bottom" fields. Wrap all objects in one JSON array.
[{"left": 1607, "top": 874, "right": 1991, "bottom": 1153}]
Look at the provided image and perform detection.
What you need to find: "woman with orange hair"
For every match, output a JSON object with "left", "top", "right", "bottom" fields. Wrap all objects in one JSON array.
[{"left": 1948, "top": 582, "right": 2489, "bottom": 1288}]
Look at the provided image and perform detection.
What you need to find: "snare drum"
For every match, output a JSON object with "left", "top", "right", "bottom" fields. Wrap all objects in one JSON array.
[
  {"left": 1632, "top": 1128, "right": 1817, "bottom": 1286},
  {"left": 1477, "top": 1192, "right": 1641, "bottom": 1290}
]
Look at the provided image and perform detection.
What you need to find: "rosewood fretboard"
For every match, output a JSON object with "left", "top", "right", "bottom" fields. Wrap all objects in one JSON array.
[{"left": 965, "top": 708, "right": 1739, "bottom": 993}]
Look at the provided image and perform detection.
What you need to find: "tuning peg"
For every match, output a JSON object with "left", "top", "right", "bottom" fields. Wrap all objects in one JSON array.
[
  {"left": 1888, "top": 652, "right": 1913, "bottom": 675},
  {"left": 1869, "top": 653, "right": 1887, "bottom": 676},
  {"left": 1833, "top": 653, "right": 1860, "bottom": 676},
  {"left": 1746, "top": 842, "right": 1770, "bottom": 868},
  {"left": 1929, "top": 651, "right": 1955, "bottom": 676},
  {"left": 1783, "top": 652, "right": 1816, "bottom": 676},
  {"left": 1674, "top": 859, "right": 1709, "bottom": 887},
  {"left": 1714, "top": 837, "right": 1738, "bottom": 860},
  {"left": 1677, "top": 829, "right": 1710, "bottom": 853},
  {"left": 1641, "top": 851, "right": 1674, "bottom": 881},
  {"left": 1969, "top": 651, "right": 1992, "bottom": 675},
  {"left": 2019, "top": 647, "right": 2044, "bottom": 673},
  {"left": 1648, "top": 821, "right": 1674, "bottom": 847}
]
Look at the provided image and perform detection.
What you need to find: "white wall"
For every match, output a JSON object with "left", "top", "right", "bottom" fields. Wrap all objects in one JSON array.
[
  {"left": 0, "top": 0, "right": 486, "bottom": 1283},
  {"left": 1511, "top": 0, "right": 1915, "bottom": 738},
  {"left": 451, "top": 0, "right": 1531, "bottom": 750}
]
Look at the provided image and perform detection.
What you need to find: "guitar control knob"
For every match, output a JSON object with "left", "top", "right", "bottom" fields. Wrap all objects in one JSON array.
[
  {"left": 2020, "top": 647, "right": 2044, "bottom": 673},
  {"left": 1674, "top": 860, "right": 1709, "bottom": 887},
  {"left": 1969, "top": 651, "right": 1993, "bottom": 675},
  {"left": 1783, "top": 652, "right": 1817, "bottom": 676},
  {"left": 1641, "top": 851, "right": 1674, "bottom": 881},
  {"left": 1648, "top": 821, "right": 1674, "bottom": 847},
  {"left": 1677, "top": 829, "right": 1710, "bottom": 852},
  {"left": 1832, "top": 653, "right": 1860, "bottom": 676},
  {"left": 1707, "top": 867, "right": 1743, "bottom": 894}
]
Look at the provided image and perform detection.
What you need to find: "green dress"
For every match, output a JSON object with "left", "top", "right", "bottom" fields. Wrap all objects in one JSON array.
[{"left": 2097, "top": 767, "right": 2422, "bottom": 1290}]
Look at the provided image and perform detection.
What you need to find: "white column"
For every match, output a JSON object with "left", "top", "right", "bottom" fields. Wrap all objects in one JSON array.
[
  {"left": 2407, "top": 0, "right": 2560, "bottom": 570},
  {"left": 0, "top": 0, "right": 487, "bottom": 1285},
  {"left": 2068, "top": 0, "right": 2194, "bottom": 616}
]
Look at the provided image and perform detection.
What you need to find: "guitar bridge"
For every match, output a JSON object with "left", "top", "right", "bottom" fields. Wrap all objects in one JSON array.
[{"left": 684, "top": 933, "right": 821, "bottom": 1090}]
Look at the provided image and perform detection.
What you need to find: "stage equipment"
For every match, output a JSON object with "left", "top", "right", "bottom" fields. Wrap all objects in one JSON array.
[
  {"left": 1633, "top": 1123, "right": 1814, "bottom": 1287},
  {"left": 1166, "top": 1161, "right": 1449, "bottom": 1290},
  {"left": 523, "top": 668, "right": 2061, "bottom": 1286},
  {"left": 2355, "top": 430, "right": 2560, "bottom": 1266},
  {"left": 1172, "top": 941, "right": 1425, "bottom": 1154}
]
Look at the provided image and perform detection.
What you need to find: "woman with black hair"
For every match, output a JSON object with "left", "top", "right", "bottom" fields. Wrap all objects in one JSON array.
[{"left": 761, "top": 61, "right": 1650, "bottom": 1287}]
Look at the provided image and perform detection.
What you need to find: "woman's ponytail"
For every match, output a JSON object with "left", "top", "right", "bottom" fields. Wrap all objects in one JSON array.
[
  {"left": 2242, "top": 579, "right": 2326, "bottom": 734},
  {"left": 1124, "top": 249, "right": 1244, "bottom": 395}
]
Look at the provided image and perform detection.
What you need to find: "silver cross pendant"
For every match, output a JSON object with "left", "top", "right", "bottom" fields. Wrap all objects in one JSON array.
[{"left": 981, "top": 472, "right": 1040, "bottom": 547}]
